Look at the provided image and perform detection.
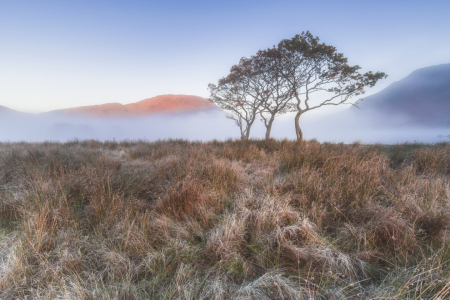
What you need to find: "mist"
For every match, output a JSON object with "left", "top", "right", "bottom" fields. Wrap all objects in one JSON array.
[
  {"left": 267, "top": 111, "right": 450, "bottom": 144},
  {"left": 0, "top": 110, "right": 238, "bottom": 142},
  {"left": 1, "top": 109, "right": 449, "bottom": 144}
]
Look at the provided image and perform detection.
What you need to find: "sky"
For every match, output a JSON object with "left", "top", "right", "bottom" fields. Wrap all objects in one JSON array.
[{"left": 1, "top": 0, "right": 449, "bottom": 114}]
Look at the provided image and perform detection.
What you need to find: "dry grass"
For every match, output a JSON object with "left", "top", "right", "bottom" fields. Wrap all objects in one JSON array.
[{"left": 0, "top": 139, "right": 450, "bottom": 299}]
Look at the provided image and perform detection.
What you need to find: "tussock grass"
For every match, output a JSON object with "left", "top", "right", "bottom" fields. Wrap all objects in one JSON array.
[{"left": 0, "top": 139, "right": 449, "bottom": 299}]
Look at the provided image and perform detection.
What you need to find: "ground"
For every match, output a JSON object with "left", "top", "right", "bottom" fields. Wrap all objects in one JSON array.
[{"left": 0, "top": 139, "right": 449, "bottom": 299}]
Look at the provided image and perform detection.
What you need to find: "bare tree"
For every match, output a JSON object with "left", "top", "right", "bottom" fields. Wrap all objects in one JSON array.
[
  {"left": 276, "top": 32, "right": 387, "bottom": 141},
  {"left": 208, "top": 57, "right": 264, "bottom": 140}
]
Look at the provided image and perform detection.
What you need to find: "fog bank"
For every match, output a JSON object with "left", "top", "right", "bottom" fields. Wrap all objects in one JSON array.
[{"left": 1, "top": 109, "right": 449, "bottom": 144}]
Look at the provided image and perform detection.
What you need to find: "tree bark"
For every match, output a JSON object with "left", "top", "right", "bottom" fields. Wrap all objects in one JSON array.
[
  {"left": 244, "top": 118, "right": 256, "bottom": 140},
  {"left": 295, "top": 111, "right": 303, "bottom": 141},
  {"left": 245, "top": 128, "right": 251, "bottom": 140},
  {"left": 265, "top": 115, "right": 275, "bottom": 140},
  {"left": 238, "top": 121, "right": 245, "bottom": 140}
]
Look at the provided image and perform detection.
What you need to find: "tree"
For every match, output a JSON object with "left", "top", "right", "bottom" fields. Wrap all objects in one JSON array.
[
  {"left": 209, "top": 50, "right": 295, "bottom": 140},
  {"left": 254, "top": 48, "right": 296, "bottom": 140},
  {"left": 208, "top": 57, "right": 265, "bottom": 140},
  {"left": 210, "top": 32, "right": 387, "bottom": 141},
  {"left": 276, "top": 31, "right": 387, "bottom": 141}
]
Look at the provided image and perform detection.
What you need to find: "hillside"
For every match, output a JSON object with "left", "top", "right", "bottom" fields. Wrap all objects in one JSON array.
[
  {"left": 346, "top": 63, "right": 450, "bottom": 127},
  {"left": 1, "top": 139, "right": 450, "bottom": 299},
  {"left": 0, "top": 105, "right": 22, "bottom": 115},
  {"left": 53, "top": 94, "right": 217, "bottom": 117}
]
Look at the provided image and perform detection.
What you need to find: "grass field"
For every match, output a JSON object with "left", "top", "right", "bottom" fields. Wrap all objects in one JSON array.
[{"left": 1, "top": 139, "right": 450, "bottom": 299}]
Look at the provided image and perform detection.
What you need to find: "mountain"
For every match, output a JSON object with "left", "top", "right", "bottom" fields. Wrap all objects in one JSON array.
[
  {"left": 0, "top": 105, "right": 15, "bottom": 113},
  {"left": 53, "top": 95, "right": 217, "bottom": 117},
  {"left": 0, "top": 105, "right": 27, "bottom": 116},
  {"left": 346, "top": 63, "right": 450, "bottom": 127}
]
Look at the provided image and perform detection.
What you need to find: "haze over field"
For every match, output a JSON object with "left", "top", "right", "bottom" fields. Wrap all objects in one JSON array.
[
  {"left": 1, "top": 63, "right": 450, "bottom": 144},
  {"left": 1, "top": 108, "right": 449, "bottom": 145},
  {"left": 1, "top": 1, "right": 449, "bottom": 143}
]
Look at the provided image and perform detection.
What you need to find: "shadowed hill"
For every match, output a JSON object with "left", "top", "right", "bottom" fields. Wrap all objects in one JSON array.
[
  {"left": 345, "top": 63, "right": 450, "bottom": 127},
  {"left": 0, "top": 105, "right": 19, "bottom": 114},
  {"left": 0, "top": 105, "right": 31, "bottom": 117}
]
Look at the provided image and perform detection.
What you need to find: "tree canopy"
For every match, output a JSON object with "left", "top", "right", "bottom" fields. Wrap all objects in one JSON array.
[{"left": 209, "top": 31, "right": 387, "bottom": 141}]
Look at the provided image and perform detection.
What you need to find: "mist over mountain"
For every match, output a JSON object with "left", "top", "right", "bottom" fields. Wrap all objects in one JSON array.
[
  {"left": 0, "top": 105, "right": 24, "bottom": 116},
  {"left": 50, "top": 95, "right": 217, "bottom": 117},
  {"left": 1, "top": 73, "right": 450, "bottom": 145},
  {"left": 0, "top": 109, "right": 237, "bottom": 142},
  {"left": 345, "top": 63, "right": 450, "bottom": 127},
  {"left": 0, "top": 105, "right": 11, "bottom": 113},
  {"left": 0, "top": 95, "right": 235, "bottom": 142}
]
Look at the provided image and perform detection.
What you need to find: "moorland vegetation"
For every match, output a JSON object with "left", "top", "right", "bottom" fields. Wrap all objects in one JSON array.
[{"left": 1, "top": 139, "right": 450, "bottom": 299}]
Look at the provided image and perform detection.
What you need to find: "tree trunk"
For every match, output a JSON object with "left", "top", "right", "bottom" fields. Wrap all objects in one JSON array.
[
  {"left": 265, "top": 116, "right": 275, "bottom": 140},
  {"left": 245, "top": 129, "right": 251, "bottom": 140},
  {"left": 295, "top": 111, "right": 303, "bottom": 142},
  {"left": 245, "top": 120, "right": 254, "bottom": 140}
]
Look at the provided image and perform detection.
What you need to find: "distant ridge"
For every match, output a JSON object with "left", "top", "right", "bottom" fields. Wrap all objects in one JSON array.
[
  {"left": 53, "top": 95, "right": 217, "bottom": 117},
  {"left": 346, "top": 63, "right": 450, "bottom": 127},
  {"left": 0, "top": 105, "right": 14, "bottom": 113},
  {"left": 0, "top": 105, "right": 24, "bottom": 115}
]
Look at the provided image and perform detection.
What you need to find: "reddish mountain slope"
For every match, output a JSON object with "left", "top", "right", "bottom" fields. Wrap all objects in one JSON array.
[{"left": 56, "top": 95, "right": 216, "bottom": 117}]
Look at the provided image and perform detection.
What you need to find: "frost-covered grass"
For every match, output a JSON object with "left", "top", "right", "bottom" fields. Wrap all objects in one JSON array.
[{"left": 0, "top": 139, "right": 449, "bottom": 299}]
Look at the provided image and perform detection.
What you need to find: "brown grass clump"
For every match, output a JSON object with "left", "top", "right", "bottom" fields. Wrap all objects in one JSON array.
[{"left": 1, "top": 139, "right": 450, "bottom": 299}]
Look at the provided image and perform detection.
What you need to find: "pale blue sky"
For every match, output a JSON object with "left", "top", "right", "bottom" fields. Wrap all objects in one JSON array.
[{"left": 1, "top": 0, "right": 449, "bottom": 113}]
